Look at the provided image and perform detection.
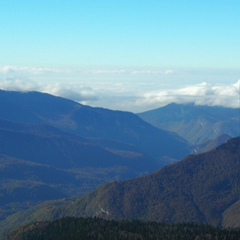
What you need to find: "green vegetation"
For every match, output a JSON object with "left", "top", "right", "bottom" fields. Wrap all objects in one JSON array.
[
  {"left": 0, "top": 91, "right": 239, "bottom": 239},
  {"left": 58, "top": 137, "right": 240, "bottom": 227},
  {"left": 138, "top": 103, "right": 240, "bottom": 145},
  {"left": 5, "top": 217, "right": 240, "bottom": 240},
  {"left": 0, "top": 155, "right": 149, "bottom": 222},
  {"left": 1, "top": 137, "right": 239, "bottom": 239}
]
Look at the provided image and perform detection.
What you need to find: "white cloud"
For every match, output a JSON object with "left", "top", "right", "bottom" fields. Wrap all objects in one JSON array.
[
  {"left": 42, "top": 84, "right": 98, "bottom": 102},
  {"left": 135, "top": 81, "right": 240, "bottom": 111},
  {"left": 0, "top": 66, "right": 175, "bottom": 76},
  {"left": 0, "top": 66, "right": 68, "bottom": 75},
  {"left": 0, "top": 77, "right": 40, "bottom": 92},
  {"left": 130, "top": 69, "right": 175, "bottom": 75},
  {"left": 0, "top": 65, "right": 239, "bottom": 112},
  {"left": 0, "top": 72, "right": 98, "bottom": 104}
]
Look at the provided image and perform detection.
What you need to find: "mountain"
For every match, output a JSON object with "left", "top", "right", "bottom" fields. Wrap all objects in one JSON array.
[
  {"left": 0, "top": 90, "right": 192, "bottom": 225},
  {"left": 63, "top": 137, "right": 240, "bottom": 227},
  {"left": 4, "top": 218, "right": 240, "bottom": 240},
  {"left": 193, "top": 134, "right": 232, "bottom": 154},
  {"left": 1, "top": 137, "right": 239, "bottom": 237},
  {"left": 222, "top": 199, "right": 240, "bottom": 228},
  {"left": 0, "top": 153, "right": 108, "bottom": 222},
  {"left": 0, "top": 90, "right": 190, "bottom": 164},
  {"left": 0, "top": 119, "right": 156, "bottom": 170},
  {"left": 0, "top": 119, "right": 158, "bottom": 222},
  {"left": 138, "top": 103, "right": 240, "bottom": 145}
]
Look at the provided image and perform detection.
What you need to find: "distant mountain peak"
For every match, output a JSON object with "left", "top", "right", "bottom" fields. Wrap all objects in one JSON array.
[{"left": 138, "top": 103, "right": 240, "bottom": 145}]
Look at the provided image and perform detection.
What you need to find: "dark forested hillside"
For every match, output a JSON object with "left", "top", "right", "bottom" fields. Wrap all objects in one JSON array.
[
  {"left": 0, "top": 90, "right": 190, "bottom": 228},
  {"left": 67, "top": 137, "right": 239, "bottom": 227},
  {"left": 1, "top": 90, "right": 239, "bottom": 238},
  {"left": 138, "top": 103, "right": 240, "bottom": 145},
  {"left": 0, "top": 120, "right": 157, "bottom": 222},
  {"left": 194, "top": 134, "right": 232, "bottom": 153},
  {"left": 0, "top": 90, "right": 190, "bottom": 164},
  {"left": 5, "top": 217, "right": 240, "bottom": 240},
  {"left": 0, "top": 120, "right": 156, "bottom": 170},
  {"left": 1, "top": 137, "right": 239, "bottom": 238}
]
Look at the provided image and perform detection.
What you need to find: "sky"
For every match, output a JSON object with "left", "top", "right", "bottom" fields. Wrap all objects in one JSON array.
[{"left": 0, "top": 0, "right": 239, "bottom": 112}]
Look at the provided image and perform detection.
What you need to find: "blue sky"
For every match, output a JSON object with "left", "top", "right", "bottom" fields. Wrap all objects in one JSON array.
[{"left": 0, "top": 1, "right": 239, "bottom": 112}]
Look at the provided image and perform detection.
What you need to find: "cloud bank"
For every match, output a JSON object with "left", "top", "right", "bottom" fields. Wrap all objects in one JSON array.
[
  {"left": 136, "top": 81, "right": 240, "bottom": 112},
  {"left": 0, "top": 71, "right": 98, "bottom": 104},
  {"left": 0, "top": 66, "right": 239, "bottom": 112}
]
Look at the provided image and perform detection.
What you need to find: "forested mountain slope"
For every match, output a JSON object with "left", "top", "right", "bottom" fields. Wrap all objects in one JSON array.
[
  {"left": 138, "top": 103, "right": 240, "bottom": 145},
  {"left": 0, "top": 90, "right": 190, "bottom": 226},
  {"left": 66, "top": 137, "right": 240, "bottom": 227},
  {"left": 0, "top": 119, "right": 157, "bottom": 222},
  {"left": 0, "top": 90, "right": 190, "bottom": 164},
  {"left": 1, "top": 137, "right": 239, "bottom": 238},
  {"left": 4, "top": 217, "right": 240, "bottom": 240}
]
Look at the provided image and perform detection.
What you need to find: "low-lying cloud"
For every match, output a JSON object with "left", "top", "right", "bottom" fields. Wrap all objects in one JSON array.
[
  {"left": 0, "top": 77, "right": 40, "bottom": 92},
  {"left": 43, "top": 84, "right": 98, "bottom": 103},
  {"left": 136, "top": 81, "right": 240, "bottom": 111},
  {"left": 0, "top": 66, "right": 239, "bottom": 112},
  {"left": 0, "top": 66, "right": 175, "bottom": 76},
  {"left": 0, "top": 74, "right": 98, "bottom": 104}
]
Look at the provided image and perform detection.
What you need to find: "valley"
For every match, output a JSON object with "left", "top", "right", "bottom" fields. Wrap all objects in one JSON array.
[{"left": 0, "top": 90, "right": 239, "bottom": 239}]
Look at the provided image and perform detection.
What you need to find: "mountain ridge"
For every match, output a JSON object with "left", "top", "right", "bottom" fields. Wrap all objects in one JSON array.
[
  {"left": 0, "top": 90, "right": 191, "bottom": 225},
  {"left": 138, "top": 102, "right": 240, "bottom": 145},
  {"left": 61, "top": 136, "right": 240, "bottom": 227},
  {"left": 1, "top": 90, "right": 239, "bottom": 237},
  {"left": 0, "top": 137, "right": 239, "bottom": 238},
  {"left": 0, "top": 90, "right": 190, "bottom": 164}
]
